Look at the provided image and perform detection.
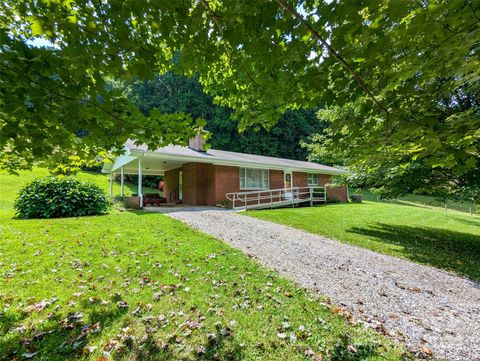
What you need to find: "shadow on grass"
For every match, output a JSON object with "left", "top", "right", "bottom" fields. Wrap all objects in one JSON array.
[
  {"left": 0, "top": 310, "right": 29, "bottom": 336},
  {"left": 0, "top": 305, "right": 128, "bottom": 361},
  {"left": 198, "top": 331, "right": 245, "bottom": 361},
  {"left": 347, "top": 223, "right": 480, "bottom": 282},
  {"left": 450, "top": 215, "right": 480, "bottom": 227},
  {"left": 330, "top": 333, "right": 383, "bottom": 361},
  {"left": 1, "top": 302, "right": 246, "bottom": 361},
  {"left": 111, "top": 324, "right": 245, "bottom": 361},
  {"left": 127, "top": 207, "right": 228, "bottom": 215}
]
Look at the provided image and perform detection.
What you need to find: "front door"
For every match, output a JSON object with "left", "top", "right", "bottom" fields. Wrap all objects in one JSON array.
[{"left": 284, "top": 171, "right": 293, "bottom": 199}]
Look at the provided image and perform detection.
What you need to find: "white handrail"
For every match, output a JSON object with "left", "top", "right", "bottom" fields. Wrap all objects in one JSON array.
[{"left": 226, "top": 186, "right": 326, "bottom": 210}]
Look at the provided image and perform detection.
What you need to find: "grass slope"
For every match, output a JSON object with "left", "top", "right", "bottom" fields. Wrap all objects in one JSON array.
[
  {"left": 0, "top": 170, "right": 406, "bottom": 360},
  {"left": 247, "top": 202, "right": 480, "bottom": 282},
  {"left": 356, "top": 189, "right": 477, "bottom": 214},
  {"left": 0, "top": 168, "right": 157, "bottom": 211}
]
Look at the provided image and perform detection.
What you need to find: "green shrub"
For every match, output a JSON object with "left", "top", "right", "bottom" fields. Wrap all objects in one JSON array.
[
  {"left": 326, "top": 195, "right": 341, "bottom": 204},
  {"left": 350, "top": 194, "right": 363, "bottom": 203},
  {"left": 218, "top": 199, "right": 233, "bottom": 208},
  {"left": 14, "top": 177, "right": 110, "bottom": 219}
]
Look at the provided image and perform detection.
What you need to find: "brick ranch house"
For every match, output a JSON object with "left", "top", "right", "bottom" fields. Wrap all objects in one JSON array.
[{"left": 102, "top": 134, "right": 347, "bottom": 209}]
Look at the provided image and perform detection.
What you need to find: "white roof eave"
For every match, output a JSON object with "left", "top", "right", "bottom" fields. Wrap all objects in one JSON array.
[
  {"left": 103, "top": 154, "right": 138, "bottom": 173},
  {"left": 128, "top": 149, "right": 345, "bottom": 175}
]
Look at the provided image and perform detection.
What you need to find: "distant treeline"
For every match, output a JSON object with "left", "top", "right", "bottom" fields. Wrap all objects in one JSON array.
[{"left": 126, "top": 72, "right": 325, "bottom": 161}]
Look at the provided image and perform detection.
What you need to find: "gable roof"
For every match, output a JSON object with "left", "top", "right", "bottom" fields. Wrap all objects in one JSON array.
[{"left": 115, "top": 140, "right": 344, "bottom": 175}]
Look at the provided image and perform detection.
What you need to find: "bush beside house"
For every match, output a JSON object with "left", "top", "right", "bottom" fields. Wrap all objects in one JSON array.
[
  {"left": 14, "top": 177, "right": 110, "bottom": 218},
  {"left": 350, "top": 194, "right": 363, "bottom": 203}
]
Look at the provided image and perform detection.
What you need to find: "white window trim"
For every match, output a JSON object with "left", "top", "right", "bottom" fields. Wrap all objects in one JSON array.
[
  {"left": 239, "top": 168, "right": 270, "bottom": 190},
  {"left": 307, "top": 173, "right": 319, "bottom": 186}
]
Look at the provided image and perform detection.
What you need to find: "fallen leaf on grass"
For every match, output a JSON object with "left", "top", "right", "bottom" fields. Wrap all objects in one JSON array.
[
  {"left": 22, "top": 352, "right": 38, "bottom": 359},
  {"left": 117, "top": 301, "right": 128, "bottom": 308},
  {"left": 347, "top": 344, "right": 357, "bottom": 353}
]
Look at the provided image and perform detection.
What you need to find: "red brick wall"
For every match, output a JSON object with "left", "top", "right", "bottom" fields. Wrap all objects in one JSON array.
[
  {"left": 182, "top": 163, "right": 197, "bottom": 205},
  {"left": 315, "top": 175, "right": 348, "bottom": 202},
  {"left": 182, "top": 163, "right": 214, "bottom": 206},
  {"left": 293, "top": 173, "right": 348, "bottom": 202},
  {"left": 293, "top": 172, "right": 307, "bottom": 187},
  {"left": 327, "top": 186, "right": 348, "bottom": 202},
  {"left": 214, "top": 166, "right": 288, "bottom": 206},
  {"left": 164, "top": 168, "right": 180, "bottom": 203},
  {"left": 163, "top": 163, "right": 235, "bottom": 206},
  {"left": 213, "top": 167, "right": 291, "bottom": 204},
  {"left": 270, "top": 170, "right": 284, "bottom": 189},
  {"left": 206, "top": 165, "right": 216, "bottom": 205},
  {"left": 196, "top": 163, "right": 212, "bottom": 205},
  {"left": 213, "top": 165, "right": 240, "bottom": 204},
  {"left": 164, "top": 164, "right": 348, "bottom": 205},
  {"left": 318, "top": 174, "right": 331, "bottom": 186}
]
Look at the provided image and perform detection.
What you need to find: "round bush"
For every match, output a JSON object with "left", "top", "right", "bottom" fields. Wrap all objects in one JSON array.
[
  {"left": 350, "top": 194, "right": 363, "bottom": 203},
  {"left": 14, "top": 177, "right": 110, "bottom": 219}
]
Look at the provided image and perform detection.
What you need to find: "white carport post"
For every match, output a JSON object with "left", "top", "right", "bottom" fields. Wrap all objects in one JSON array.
[
  {"left": 109, "top": 172, "right": 113, "bottom": 197},
  {"left": 120, "top": 166, "right": 125, "bottom": 197},
  {"left": 138, "top": 157, "right": 143, "bottom": 209}
]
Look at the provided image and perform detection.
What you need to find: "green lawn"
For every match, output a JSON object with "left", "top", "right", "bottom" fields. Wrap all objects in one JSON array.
[
  {"left": 0, "top": 170, "right": 406, "bottom": 360},
  {"left": 0, "top": 168, "right": 158, "bottom": 211},
  {"left": 246, "top": 202, "right": 480, "bottom": 282},
  {"left": 356, "top": 189, "right": 477, "bottom": 214}
]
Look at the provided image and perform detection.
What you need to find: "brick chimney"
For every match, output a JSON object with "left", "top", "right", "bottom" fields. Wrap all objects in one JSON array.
[{"left": 188, "top": 130, "right": 208, "bottom": 152}]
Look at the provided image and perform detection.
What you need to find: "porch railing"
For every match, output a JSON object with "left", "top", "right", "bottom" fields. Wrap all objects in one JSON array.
[{"left": 225, "top": 186, "right": 326, "bottom": 211}]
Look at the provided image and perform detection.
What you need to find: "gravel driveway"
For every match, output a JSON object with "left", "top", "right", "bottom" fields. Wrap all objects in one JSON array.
[{"left": 153, "top": 207, "right": 480, "bottom": 360}]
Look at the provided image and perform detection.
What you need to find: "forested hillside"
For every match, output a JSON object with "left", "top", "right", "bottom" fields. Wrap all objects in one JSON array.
[{"left": 127, "top": 73, "right": 324, "bottom": 161}]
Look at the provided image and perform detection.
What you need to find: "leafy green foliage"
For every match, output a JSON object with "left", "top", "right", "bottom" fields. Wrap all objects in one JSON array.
[
  {"left": 305, "top": 97, "right": 479, "bottom": 202},
  {"left": 349, "top": 194, "right": 363, "bottom": 203},
  {"left": 209, "top": 108, "right": 325, "bottom": 160},
  {"left": 301, "top": 1, "right": 479, "bottom": 201},
  {"left": 127, "top": 72, "right": 325, "bottom": 160},
  {"left": 14, "top": 177, "right": 110, "bottom": 218},
  {"left": 123, "top": 174, "right": 162, "bottom": 189},
  {"left": 128, "top": 73, "right": 214, "bottom": 121},
  {"left": 1, "top": 0, "right": 478, "bottom": 200}
]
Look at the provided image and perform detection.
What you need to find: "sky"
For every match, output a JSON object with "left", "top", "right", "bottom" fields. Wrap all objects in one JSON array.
[{"left": 27, "top": 37, "right": 58, "bottom": 48}]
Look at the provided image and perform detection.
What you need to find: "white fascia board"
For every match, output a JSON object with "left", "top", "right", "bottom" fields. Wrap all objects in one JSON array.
[
  {"left": 119, "top": 170, "right": 165, "bottom": 176},
  {"left": 129, "top": 150, "right": 214, "bottom": 164},
  {"left": 129, "top": 150, "right": 344, "bottom": 175},
  {"left": 211, "top": 161, "right": 344, "bottom": 175}
]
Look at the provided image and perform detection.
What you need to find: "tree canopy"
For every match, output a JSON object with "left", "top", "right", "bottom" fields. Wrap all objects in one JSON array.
[
  {"left": 1, "top": 0, "right": 478, "bottom": 197},
  {"left": 126, "top": 72, "right": 324, "bottom": 160}
]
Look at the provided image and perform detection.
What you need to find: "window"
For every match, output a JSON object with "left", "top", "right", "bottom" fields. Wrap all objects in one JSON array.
[
  {"left": 240, "top": 168, "right": 269, "bottom": 189},
  {"left": 307, "top": 173, "right": 318, "bottom": 186}
]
